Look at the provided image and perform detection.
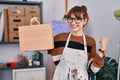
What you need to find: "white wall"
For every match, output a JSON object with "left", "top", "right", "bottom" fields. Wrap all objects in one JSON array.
[
  {"left": 0, "top": 0, "right": 120, "bottom": 80},
  {"left": 42, "top": 0, "right": 65, "bottom": 23}
]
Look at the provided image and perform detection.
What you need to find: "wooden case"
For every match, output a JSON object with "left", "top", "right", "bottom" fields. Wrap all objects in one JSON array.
[
  {"left": 25, "top": 7, "right": 40, "bottom": 16},
  {"left": 25, "top": 16, "right": 40, "bottom": 25},
  {"left": 9, "top": 16, "right": 25, "bottom": 25},
  {"left": 8, "top": 6, "right": 24, "bottom": 16},
  {"left": 9, "top": 32, "right": 19, "bottom": 42},
  {"left": 19, "top": 24, "right": 54, "bottom": 51}
]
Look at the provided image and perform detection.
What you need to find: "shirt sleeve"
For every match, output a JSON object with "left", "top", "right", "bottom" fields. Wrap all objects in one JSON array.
[{"left": 88, "top": 38, "right": 104, "bottom": 74}]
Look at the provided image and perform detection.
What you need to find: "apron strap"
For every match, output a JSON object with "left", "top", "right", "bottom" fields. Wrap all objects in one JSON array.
[
  {"left": 83, "top": 34, "right": 87, "bottom": 53},
  {"left": 65, "top": 33, "right": 72, "bottom": 48},
  {"left": 65, "top": 33, "right": 87, "bottom": 53}
]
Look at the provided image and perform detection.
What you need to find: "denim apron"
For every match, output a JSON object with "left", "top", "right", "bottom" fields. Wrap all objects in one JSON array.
[{"left": 53, "top": 33, "right": 88, "bottom": 80}]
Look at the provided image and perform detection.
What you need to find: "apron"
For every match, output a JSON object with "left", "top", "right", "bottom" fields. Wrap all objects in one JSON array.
[{"left": 53, "top": 33, "right": 88, "bottom": 80}]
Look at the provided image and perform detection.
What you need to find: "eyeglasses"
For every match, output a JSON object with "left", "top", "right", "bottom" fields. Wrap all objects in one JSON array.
[{"left": 67, "top": 17, "right": 84, "bottom": 24}]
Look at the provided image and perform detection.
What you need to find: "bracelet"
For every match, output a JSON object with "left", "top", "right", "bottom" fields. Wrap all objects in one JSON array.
[
  {"left": 98, "top": 49, "right": 105, "bottom": 53},
  {"left": 98, "top": 49, "right": 105, "bottom": 58}
]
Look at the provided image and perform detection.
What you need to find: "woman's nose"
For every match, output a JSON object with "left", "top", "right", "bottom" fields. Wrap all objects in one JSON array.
[{"left": 71, "top": 20, "right": 76, "bottom": 24}]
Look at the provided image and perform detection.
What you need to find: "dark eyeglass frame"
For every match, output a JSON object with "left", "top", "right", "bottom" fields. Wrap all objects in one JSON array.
[{"left": 67, "top": 17, "right": 85, "bottom": 24}]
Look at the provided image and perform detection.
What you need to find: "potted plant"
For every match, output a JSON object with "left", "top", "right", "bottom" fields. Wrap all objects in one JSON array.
[{"left": 88, "top": 57, "right": 118, "bottom": 80}]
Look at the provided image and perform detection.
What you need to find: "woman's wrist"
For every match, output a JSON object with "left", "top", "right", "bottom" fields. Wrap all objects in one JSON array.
[
  {"left": 98, "top": 52, "right": 104, "bottom": 58},
  {"left": 98, "top": 49, "right": 106, "bottom": 58},
  {"left": 99, "top": 49, "right": 106, "bottom": 53}
]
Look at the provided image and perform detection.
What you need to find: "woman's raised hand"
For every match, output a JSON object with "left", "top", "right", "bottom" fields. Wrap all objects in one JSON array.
[
  {"left": 30, "top": 17, "right": 40, "bottom": 25},
  {"left": 99, "top": 36, "right": 111, "bottom": 51}
]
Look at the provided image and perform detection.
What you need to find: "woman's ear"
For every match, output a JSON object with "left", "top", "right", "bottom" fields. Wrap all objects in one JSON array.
[{"left": 83, "top": 18, "right": 88, "bottom": 25}]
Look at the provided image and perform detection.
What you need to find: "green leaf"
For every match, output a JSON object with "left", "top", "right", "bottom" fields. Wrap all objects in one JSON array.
[{"left": 88, "top": 57, "right": 118, "bottom": 80}]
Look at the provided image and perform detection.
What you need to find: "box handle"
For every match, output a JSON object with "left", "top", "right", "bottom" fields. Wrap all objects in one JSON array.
[
  {"left": 12, "top": 10, "right": 21, "bottom": 14},
  {"left": 13, "top": 37, "right": 19, "bottom": 39},
  {"left": 13, "top": 19, "right": 21, "bottom": 22},
  {"left": 29, "top": 11, "right": 36, "bottom": 14},
  {"left": 13, "top": 28, "right": 18, "bottom": 31}
]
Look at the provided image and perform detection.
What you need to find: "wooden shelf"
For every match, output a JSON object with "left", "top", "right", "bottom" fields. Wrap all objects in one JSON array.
[
  {"left": 0, "top": 0, "right": 44, "bottom": 70},
  {"left": 0, "top": 42, "right": 18, "bottom": 44},
  {"left": 0, "top": 1, "right": 43, "bottom": 23},
  {"left": 0, "top": 1, "right": 42, "bottom": 6},
  {"left": 0, "top": 65, "right": 43, "bottom": 71}
]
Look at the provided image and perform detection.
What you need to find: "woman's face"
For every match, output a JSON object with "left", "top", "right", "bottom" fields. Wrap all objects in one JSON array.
[{"left": 67, "top": 14, "right": 86, "bottom": 32}]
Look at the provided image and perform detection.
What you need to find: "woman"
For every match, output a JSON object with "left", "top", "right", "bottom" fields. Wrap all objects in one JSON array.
[{"left": 30, "top": 5, "right": 110, "bottom": 80}]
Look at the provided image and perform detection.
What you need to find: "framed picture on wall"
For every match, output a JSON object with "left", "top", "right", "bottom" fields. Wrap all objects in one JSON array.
[{"left": 12, "top": 68, "right": 46, "bottom": 80}]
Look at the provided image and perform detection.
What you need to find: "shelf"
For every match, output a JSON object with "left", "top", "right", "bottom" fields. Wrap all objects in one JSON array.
[
  {"left": 0, "top": 1, "right": 44, "bottom": 72},
  {"left": 0, "top": 65, "right": 43, "bottom": 71},
  {"left": 0, "top": 1, "right": 42, "bottom": 6},
  {"left": 0, "top": 1, "right": 43, "bottom": 23},
  {"left": 0, "top": 42, "right": 19, "bottom": 44},
  {"left": 0, "top": 0, "right": 43, "bottom": 44}
]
